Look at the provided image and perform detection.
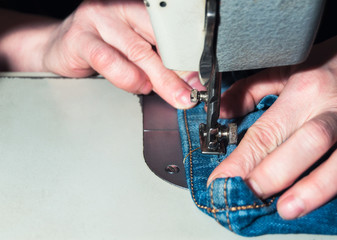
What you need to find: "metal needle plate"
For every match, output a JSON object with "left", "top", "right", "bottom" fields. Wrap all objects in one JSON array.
[{"left": 141, "top": 93, "right": 187, "bottom": 188}]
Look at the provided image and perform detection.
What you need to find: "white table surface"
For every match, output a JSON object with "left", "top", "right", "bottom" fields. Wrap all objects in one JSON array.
[{"left": 0, "top": 72, "right": 334, "bottom": 240}]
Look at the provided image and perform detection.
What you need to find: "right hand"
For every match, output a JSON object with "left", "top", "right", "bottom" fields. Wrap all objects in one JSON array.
[{"left": 208, "top": 36, "right": 337, "bottom": 220}]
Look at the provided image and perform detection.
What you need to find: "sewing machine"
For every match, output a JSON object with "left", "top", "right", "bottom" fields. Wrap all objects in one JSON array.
[{"left": 143, "top": 0, "right": 325, "bottom": 187}]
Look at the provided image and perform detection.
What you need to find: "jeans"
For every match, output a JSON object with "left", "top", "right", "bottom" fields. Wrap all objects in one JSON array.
[{"left": 177, "top": 94, "right": 337, "bottom": 236}]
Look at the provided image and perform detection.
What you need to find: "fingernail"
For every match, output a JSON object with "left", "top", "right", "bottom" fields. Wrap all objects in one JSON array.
[
  {"left": 175, "top": 88, "right": 195, "bottom": 109},
  {"left": 247, "top": 179, "right": 263, "bottom": 197},
  {"left": 278, "top": 195, "right": 305, "bottom": 220},
  {"left": 207, "top": 173, "right": 228, "bottom": 188}
]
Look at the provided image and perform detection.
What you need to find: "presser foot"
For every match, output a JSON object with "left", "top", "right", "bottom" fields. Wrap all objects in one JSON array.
[{"left": 199, "top": 122, "right": 237, "bottom": 155}]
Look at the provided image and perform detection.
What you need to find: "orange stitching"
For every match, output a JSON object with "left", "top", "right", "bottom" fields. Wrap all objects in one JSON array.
[
  {"left": 183, "top": 147, "right": 200, "bottom": 164},
  {"left": 210, "top": 181, "right": 215, "bottom": 207},
  {"left": 184, "top": 110, "right": 211, "bottom": 211},
  {"left": 183, "top": 110, "right": 275, "bottom": 214},
  {"left": 228, "top": 198, "right": 276, "bottom": 211},
  {"left": 224, "top": 178, "right": 233, "bottom": 231},
  {"left": 210, "top": 182, "right": 220, "bottom": 224}
]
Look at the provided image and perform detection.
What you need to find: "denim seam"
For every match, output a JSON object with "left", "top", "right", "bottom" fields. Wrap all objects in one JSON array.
[
  {"left": 224, "top": 178, "right": 233, "bottom": 231},
  {"left": 183, "top": 110, "right": 276, "bottom": 214},
  {"left": 210, "top": 182, "right": 220, "bottom": 224},
  {"left": 184, "top": 109, "right": 214, "bottom": 212}
]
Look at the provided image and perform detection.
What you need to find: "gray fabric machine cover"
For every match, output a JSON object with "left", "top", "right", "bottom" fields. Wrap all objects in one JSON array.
[{"left": 216, "top": 0, "right": 325, "bottom": 71}]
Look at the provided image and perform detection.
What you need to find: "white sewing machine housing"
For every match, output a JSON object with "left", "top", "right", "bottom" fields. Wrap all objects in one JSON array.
[{"left": 145, "top": 0, "right": 325, "bottom": 72}]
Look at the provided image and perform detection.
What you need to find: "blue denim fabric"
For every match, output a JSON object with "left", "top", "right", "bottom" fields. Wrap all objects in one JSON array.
[{"left": 177, "top": 95, "right": 337, "bottom": 237}]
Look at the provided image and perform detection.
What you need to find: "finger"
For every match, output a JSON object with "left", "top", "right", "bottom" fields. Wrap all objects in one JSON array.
[
  {"left": 246, "top": 112, "right": 337, "bottom": 199},
  {"left": 220, "top": 67, "right": 288, "bottom": 118},
  {"left": 98, "top": 22, "right": 194, "bottom": 108},
  {"left": 277, "top": 148, "right": 337, "bottom": 220},
  {"left": 79, "top": 32, "right": 152, "bottom": 94}
]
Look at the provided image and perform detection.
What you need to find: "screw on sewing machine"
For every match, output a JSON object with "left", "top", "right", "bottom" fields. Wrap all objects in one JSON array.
[
  {"left": 165, "top": 165, "right": 180, "bottom": 174},
  {"left": 143, "top": 0, "right": 150, "bottom": 7},
  {"left": 190, "top": 89, "right": 208, "bottom": 103}
]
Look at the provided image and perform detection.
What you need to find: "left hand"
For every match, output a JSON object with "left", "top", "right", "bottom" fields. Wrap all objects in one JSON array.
[
  {"left": 0, "top": 1, "right": 202, "bottom": 109},
  {"left": 42, "top": 0, "right": 197, "bottom": 108},
  {"left": 208, "top": 36, "right": 337, "bottom": 220}
]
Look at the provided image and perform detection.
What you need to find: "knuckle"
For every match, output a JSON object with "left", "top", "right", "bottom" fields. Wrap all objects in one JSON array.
[
  {"left": 305, "top": 113, "right": 337, "bottom": 151},
  {"left": 245, "top": 120, "right": 285, "bottom": 158},
  {"left": 126, "top": 40, "right": 154, "bottom": 63},
  {"left": 88, "top": 43, "right": 145, "bottom": 93},
  {"left": 291, "top": 70, "right": 331, "bottom": 95},
  {"left": 89, "top": 44, "right": 112, "bottom": 70},
  {"left": 120, "top": 69, "right": 143, "bottom": 92}
]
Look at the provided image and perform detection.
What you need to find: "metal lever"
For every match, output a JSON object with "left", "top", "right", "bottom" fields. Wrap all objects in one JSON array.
[
  {"left": 199, "top": 0, "right": 217, "bottom": 86},
  {"left": 191, "top": 0, "right": 237, "bottom": 154}
]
